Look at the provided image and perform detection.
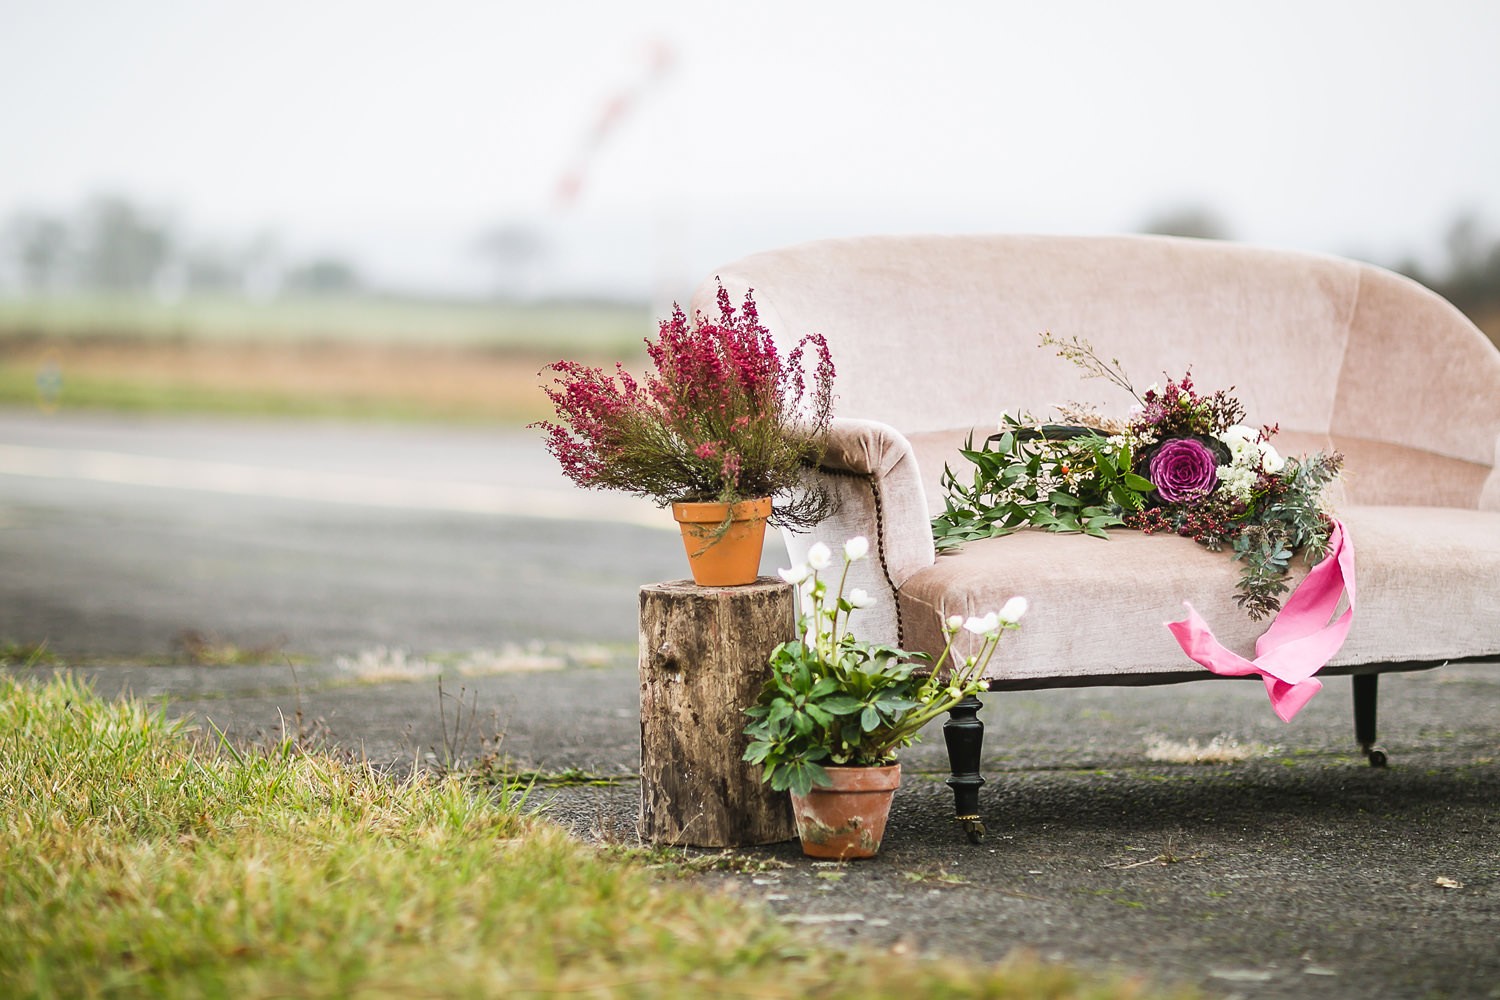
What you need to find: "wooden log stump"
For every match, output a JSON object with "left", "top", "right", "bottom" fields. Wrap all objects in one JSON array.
[{"left": 639, "top": 577, "right": 796, "bottom": 846}]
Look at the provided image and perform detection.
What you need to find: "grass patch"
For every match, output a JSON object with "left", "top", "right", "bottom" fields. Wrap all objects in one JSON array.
[
  {"left": 0, "top": 640, "right": 60, "bottom": 668},
  {"left": 0, "top": 674, "right": 1175, "bottom": 998},
  {"left": 507, "top": 766, "right": 631, "bottom": 788},
  {"left": 1143, "top": 734, "right": 1272, "bottom": 765},
  {"left": 901, "top": 866, "right": 971, "bottom": 887},
  {"left": 172, "top": 629, "right": 290, "bottom": 667}
]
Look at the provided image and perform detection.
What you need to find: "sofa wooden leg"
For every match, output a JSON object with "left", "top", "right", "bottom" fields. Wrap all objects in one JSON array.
[
  {"left": 944, "top": 694, "right": 987, "bottom": 843},
  {"left": 1353, "top": 674, "right": 1388, "bottom": 767}
]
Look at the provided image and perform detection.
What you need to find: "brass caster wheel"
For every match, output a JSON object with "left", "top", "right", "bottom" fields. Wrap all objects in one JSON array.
[
  {"left": 957, "top": 817, "right": 986, "bottom": 843},
  {"left": 1366, "top": 746, "right": 1388, "bottom": 768}
]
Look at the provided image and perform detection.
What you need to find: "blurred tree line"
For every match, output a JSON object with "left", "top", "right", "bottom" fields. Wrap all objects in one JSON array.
[
  {"left": 0, "top": 194, "right": 363, "bottom": 298},
  {"left": 1392, "top": 214, "right": 1500, "bottom": 331},
  {"left": 4, "top": 195, "right": 1498, "bottom": 340},
  {"left": 1142, "top": 205, "right": 1500, "bottom": 341}
]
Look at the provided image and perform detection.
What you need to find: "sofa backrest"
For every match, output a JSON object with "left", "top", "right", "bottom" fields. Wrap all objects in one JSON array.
[{"left": 696, "top": 234, "right": 1500, "bottom": 510}]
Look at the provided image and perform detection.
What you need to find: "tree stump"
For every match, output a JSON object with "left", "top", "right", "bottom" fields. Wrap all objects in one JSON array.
[{"left": 638, "top": 577, "right": 796, "bottom": 846}]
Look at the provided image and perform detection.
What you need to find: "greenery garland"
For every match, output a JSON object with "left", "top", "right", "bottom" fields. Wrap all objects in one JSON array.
[{"left": 931, "top": 335, "right": 1344, "bottom": 620}]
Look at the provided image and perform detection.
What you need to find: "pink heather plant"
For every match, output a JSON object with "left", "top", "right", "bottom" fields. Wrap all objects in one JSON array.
[{"left": 535, "top": 281, "right": 837, "bottom": 530}]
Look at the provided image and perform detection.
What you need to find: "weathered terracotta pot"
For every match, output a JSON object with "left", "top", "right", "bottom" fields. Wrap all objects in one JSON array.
[
  {"left": 789, "top": 763, "right": 901, "bottom": 859},
  {"left": 671, "top": 497, "right": 771, "bottom": 587}
]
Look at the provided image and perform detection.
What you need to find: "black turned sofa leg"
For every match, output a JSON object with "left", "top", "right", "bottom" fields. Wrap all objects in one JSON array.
[
  {"left": 944, "top": 694, "right": 987, "bottom": 843},
  {"left": 1353, "top": 674, "right": 1388, "bottom": 767}
]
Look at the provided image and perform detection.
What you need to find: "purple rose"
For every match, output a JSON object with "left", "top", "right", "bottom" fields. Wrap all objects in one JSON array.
[{"left": 1148, "top": 437, "right": 1219, "bottom": 503}]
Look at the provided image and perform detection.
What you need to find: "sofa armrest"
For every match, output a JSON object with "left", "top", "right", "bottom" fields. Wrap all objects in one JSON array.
[
  {"left": 819, "top": 417, "right": 938, "bottom": 585},
  {"left": 780, "top": 418, "right": 937, "bottom": 649}
]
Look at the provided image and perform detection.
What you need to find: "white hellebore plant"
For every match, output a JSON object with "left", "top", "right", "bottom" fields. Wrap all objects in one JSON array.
[
  {"left": 963, "top": 612, "right": 1001, "bottom": 636},
  {"left": 746, "top": 534, "right": 1028, "bottom": 797},
  {"left": 998, "top": 595, "right": 1029, "bottom": 625},
  {"left": 777, "top": 563, "right": 811, "bottom": 586}
]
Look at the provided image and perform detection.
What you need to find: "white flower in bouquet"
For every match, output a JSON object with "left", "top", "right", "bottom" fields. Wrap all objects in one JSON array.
[
  {"left": 1217, "top": 424, "right": 1260, "bottom": 461},
  {"left": 1258, "top": 441, "right": 1285, "bottom": 474}
]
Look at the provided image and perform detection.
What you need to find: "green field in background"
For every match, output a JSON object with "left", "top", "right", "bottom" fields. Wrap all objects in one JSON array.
[
  {"left": 0, "top": 293, "right": 653, "bottom": 354},
  {"left": 0, "top": 293, "right": 654, "bottom": 423},
  {"left": 0, "top": 368, "right": 544, "bottom": 424}
]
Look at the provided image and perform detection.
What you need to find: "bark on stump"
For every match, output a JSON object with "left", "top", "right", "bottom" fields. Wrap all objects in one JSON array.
[{"left": 639, "top": 577, "right": 796, "bottom": 846}]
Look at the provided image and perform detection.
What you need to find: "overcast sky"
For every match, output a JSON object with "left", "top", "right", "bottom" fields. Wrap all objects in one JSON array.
[{"left": 3, "top": 0, "right": 1498, "bottom": 299}]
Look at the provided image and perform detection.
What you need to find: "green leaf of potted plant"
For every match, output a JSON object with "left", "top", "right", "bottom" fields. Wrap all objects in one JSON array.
[
  {"left": 743, "top": 535, "right": 1026, "bottom": 858},
  {"left": 534, "top": 282, "right": 836, "bottom": 586}
]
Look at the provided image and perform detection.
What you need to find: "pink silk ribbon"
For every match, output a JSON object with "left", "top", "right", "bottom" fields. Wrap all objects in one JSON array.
[{"left": 1166, "top": 520, "right": 1355, "bottom": 722}]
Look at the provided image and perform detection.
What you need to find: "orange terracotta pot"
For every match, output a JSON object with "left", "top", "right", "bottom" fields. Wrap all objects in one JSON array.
[
  {"left": 789, "top": 763, "right": 901, "bottom": 860},
  {"left": 671, "top": 497, "right": 771, "bottom": 587}
]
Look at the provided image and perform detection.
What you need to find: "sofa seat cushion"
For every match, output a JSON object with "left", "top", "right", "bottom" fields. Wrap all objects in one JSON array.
[{"left": 897, "top": 506, "right": 1500, "bottom": 685}]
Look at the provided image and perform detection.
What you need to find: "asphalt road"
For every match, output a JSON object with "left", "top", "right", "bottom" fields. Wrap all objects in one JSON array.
[
  {"left": 0, "top": 409, "right": 784, "bottom": 657},
  {"left": 3, "top": 408, "right": 1497, "bottom": 1000}
]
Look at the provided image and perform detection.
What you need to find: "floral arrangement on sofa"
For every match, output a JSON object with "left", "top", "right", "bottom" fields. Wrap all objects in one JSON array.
[{"left": 932, "top": 335, "right": 1345, "bottom": 619}]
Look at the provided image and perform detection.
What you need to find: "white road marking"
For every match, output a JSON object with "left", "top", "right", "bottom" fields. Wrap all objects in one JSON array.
[{"left": 0, "top": 443, "right": 671, "bottom": 529}]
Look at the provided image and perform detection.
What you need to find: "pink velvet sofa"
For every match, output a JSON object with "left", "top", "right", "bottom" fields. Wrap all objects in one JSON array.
[{"left": 693, "top": 234, "right": 1500, "bottom": 841}]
